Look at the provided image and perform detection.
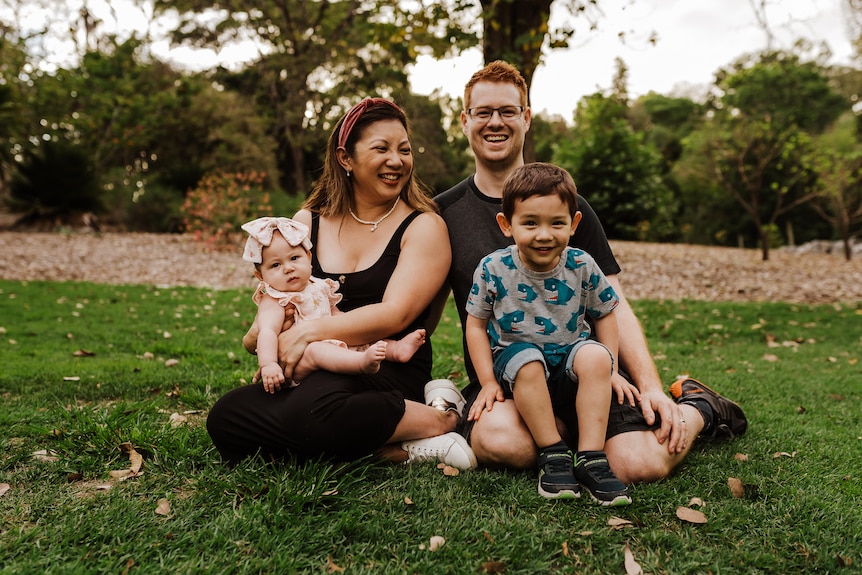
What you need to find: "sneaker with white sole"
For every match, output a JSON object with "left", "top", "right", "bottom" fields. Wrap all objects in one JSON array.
[
  {"left": 424, "top": 379, "right": 466, "bottom": 416},
  {"left": 402, "top": 432, "right": 477, "bottom": 470}
]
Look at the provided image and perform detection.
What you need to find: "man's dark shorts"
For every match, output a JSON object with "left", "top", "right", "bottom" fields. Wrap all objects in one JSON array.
[{"left": 455, "top": 368, "right": 660, "bottom": 446}]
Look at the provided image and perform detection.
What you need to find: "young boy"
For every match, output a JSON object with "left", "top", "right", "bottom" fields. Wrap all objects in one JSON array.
[{"left": 464, "top": 163, "right": 630, "bottom": 505}]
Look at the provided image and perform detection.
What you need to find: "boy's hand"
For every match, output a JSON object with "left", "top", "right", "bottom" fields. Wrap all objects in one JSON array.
[
  {"left": 260, "top": 363, "right": 285, "bottom": 394},
  {"left": 468, "top": 382, "right": 505, "bottom": 422},
  {"left": 611, "top": 372, "right": 640, "bottom": 407}
]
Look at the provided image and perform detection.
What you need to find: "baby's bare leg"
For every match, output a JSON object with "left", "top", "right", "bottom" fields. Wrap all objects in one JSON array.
[
  {"left": 384, "top": 329, "right": 426, "bottom": 363},
  {"left": 293, "top": 341, "right": 388, "bottom": 382}
]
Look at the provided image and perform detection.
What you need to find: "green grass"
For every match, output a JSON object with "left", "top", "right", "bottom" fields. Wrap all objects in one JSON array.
[{"left": 1, "top": 279, "right": 860, "bottom": 574}]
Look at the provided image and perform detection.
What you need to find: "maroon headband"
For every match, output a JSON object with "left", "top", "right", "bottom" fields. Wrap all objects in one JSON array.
[{"left": 337, "top": 97, "right": 402, "bottom": 149}]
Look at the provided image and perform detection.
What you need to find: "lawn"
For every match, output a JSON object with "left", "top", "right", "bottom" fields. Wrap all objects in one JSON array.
[{"left": 0, "top": 279, "right": 860, "bottom": 574}]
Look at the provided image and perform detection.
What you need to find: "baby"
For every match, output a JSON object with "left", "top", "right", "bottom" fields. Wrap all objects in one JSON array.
[{"left": 242, "top": 216, "right": 426, "bottom": 393}]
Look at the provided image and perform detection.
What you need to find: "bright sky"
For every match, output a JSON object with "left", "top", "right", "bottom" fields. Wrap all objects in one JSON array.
[
  {"left": 409, "top": 0, "right": 855, "bottom": 119},
  {"left": 8, "top": 0, "right": 854, "bottom": 121}
]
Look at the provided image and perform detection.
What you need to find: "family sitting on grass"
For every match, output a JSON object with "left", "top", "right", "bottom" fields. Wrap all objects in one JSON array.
[{"left": 206, "top": 61, "right": 747, "bottom": 503}]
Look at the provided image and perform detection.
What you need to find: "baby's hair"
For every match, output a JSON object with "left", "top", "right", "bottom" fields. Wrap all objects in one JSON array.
[{"left": 501, "top": 163, "right": 578, "bottom": 221}]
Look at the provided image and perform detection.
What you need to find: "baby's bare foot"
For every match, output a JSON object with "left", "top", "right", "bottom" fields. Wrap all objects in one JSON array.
[
  {"left": 385, "top": 329, "right": 426, "bottom": 363},
  {"left": 360, "top": 341, "right": 388, "bottom": 374}
]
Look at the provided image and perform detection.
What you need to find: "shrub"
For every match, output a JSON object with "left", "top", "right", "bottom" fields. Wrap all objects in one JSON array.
[{"left": 181, "top": 171, "right": 273, "bottom": 251}]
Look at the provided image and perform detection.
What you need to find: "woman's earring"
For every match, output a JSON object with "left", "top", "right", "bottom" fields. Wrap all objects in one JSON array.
[{"left": 346, "top": 169, "right": 352, "bottom": 177}]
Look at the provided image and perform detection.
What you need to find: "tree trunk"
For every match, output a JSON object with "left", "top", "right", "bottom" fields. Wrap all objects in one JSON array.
[
  {"left": 480, "top": 0, "right": 554, "bottom": 164},
  {"left": 843, "top": 235, "right": 853, "bottom": 261},
  {"left": 758, "top": 227, "right": 770, "bottom": 261}
]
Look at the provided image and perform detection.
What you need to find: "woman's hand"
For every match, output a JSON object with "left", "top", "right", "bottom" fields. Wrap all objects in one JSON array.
[{"left": 276, "top": 320, "right": 313, "bottom": 380}]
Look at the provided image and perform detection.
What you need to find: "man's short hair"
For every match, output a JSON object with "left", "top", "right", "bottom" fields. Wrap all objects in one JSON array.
[{"left": 464, "top": 60, "right": 528, "bottom": 109}]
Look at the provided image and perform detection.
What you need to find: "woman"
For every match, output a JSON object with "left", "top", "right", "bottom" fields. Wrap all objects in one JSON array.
[{"left": 207, "top": 98, "right": 476, "bottom": 469}]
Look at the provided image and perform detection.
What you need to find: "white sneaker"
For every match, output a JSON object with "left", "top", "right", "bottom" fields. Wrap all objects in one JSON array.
[
  {"left": 402, "top": 432, "right": 477, "bottom": 470},
  {"left": 424, "top": 379, "right": 466, "bottom": 416}
]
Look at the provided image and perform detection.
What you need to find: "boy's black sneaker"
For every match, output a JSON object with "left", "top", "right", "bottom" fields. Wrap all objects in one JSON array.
[
  {"left": 575, "top": 451, "right": 631, "bottom": 507},
  {"left": 537, "top": 446, "right": 580, "bottom": 500},
  {"left": 670, "top": 377, "right": 747, "bottom": 440}
]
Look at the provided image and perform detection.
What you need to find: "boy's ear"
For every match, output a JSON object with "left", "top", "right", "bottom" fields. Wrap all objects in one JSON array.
[
  {"left": 496, "top": 212, "right": 513, "bottom": 237},
  {"left": 570, "top": 211, "right": 582, "bottom": 236}
]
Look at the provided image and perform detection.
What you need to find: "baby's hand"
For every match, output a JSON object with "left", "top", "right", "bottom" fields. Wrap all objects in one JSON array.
[{"left": 260, "top": 363, "right": 285, "bottom": 394}]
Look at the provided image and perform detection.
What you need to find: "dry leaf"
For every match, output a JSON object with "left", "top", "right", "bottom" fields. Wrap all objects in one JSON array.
[
  {"left": 63, "top": 376, "right": 81, "bottom": 381},
  {"left": 321, "top": 489, "right": 338, "bottom": 496},
  {"left": 163, "top": 331, "right": 172, "bottom": 339},
  {"left": 562, "top": 541, "right": 569, "bottom": 557},
  {"left": 0, "top": 483, "right": 9, "bottom": 497},
  {"left": 436, "top": 463, "right": 446, "bottom": 469},
  {"left": 31, "top": 449, "right": 59, "bottom": 463},
  {"left": 796, "top": 406, "right": 806, "bottom": 414},
  {"left": 624, "top": 541, "right": 643, "bottom": 575},
  {"left": 429, "top": 535, "right": 445, "bottom": 551},
  {"left": 442, "top": 465, "right": 459, "bottom": 476},
  {"left": 155, "top": 498, "right": 171, "bottom": 516},
  {"left": 169, "top": 413, "right": 188, "bottom": 427},
  {"left": 480, "top": 561, "right": 506, "bottom": 574},
  {"left": 676, "top": 506, "right": 708, "bottom": 524},
  {"left": 404, "top": 496, "right": 413, "bottom": 505},
  {"left": 164, "top": 358, "right": 179, "bottom": 367},
  {"left": 773, "top": 451, "right": 796, "bottom": 459},
  {"left": 73, "top": 349, "right": 95, "bottom": 357},
  {"left": 688, "top": 497, "right": 704, "bottom": 507},
  {"left": 577, "top": 530, "right": 593, "bottom": 537},
  {"left": 326, "top": 555, "right": 345, "bottom": 573},
  {"left": 734, "top": 453, "right": 749, "bottom": 462},
  {"left": 728, "top": 477, "right": 744, "bottom": 498},
  {"left": 483, "top": 530, "right": 495, "bottom": 543},
  {"left": 762, "top": 354, "right": 779, "bottom": 362},
  {"left": 607, "top": 516, "right": 633, "bottom": 530}
]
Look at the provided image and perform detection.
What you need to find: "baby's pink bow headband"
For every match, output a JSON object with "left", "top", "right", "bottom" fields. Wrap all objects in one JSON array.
[{"left": 241, "top": 217, "right": 312, "bottom": 264}]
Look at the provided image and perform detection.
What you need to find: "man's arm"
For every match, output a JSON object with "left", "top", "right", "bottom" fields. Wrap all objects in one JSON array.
[{"left": 606, "top": 274, "right": 688, "bottom": 453}]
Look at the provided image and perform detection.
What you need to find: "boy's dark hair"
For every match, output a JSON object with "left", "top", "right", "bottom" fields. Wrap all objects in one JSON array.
[{"left": 501, "top": 163, "right": 578, "bottom": 220}]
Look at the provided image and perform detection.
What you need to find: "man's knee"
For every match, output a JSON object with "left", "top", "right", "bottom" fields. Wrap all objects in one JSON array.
[
  {"left": 605, "top": 432, "right": 677, "bottom": 484},
  {"left": 470, "top": 402, "right": 537, "bottom": 469}
]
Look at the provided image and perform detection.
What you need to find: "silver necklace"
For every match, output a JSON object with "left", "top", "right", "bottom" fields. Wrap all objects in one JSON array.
[{"left": 348, "top": 197, "right": 400, "bottom": 231}]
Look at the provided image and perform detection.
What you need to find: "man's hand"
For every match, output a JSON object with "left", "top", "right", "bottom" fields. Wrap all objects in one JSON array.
[{"left": 639, "top": 389, "right": 687, "bottom": 454}]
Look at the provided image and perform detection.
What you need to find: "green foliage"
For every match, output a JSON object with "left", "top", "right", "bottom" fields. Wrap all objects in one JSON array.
[
  {"left": 554, "top": 93, "right": 676, "bottom": 241},
  {"left": 180, "top": 171, "right": 274, "bottom": 251},
  {"left": 6, "top": 139, "right": 102, "bottom": 217},
  {"left": 1, "top": 280, "right": 861, "bottom": 573}
]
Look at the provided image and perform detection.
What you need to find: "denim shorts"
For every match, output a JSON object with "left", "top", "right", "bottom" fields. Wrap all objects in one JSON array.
[{"left": 492, "top": 340, "right": 614, "bottom": 396}]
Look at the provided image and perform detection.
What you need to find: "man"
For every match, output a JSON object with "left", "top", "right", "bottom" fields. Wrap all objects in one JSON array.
[{"left": 433, "top": 60, "right": 746, "bottom": 483}]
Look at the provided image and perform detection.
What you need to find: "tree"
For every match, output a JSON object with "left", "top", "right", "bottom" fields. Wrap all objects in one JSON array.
[
  {"left": 553, "top": 92, "right": 674, "bottom": 241},
  {"left": 811, "top": 113, "right": 862, "bottom": 260},
  {"left": 693, "top": 51, "right": 848, "bottom": 260},
  {"left": 155, "top": 0, "right": 475, "bottom": 195}
]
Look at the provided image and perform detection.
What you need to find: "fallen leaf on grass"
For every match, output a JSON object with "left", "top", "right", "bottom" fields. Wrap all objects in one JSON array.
[
  {"left": 73, "top": 349, "right": 95, "bottom": 357},
  {"left": 31, "top": 449, "right": 59, "bottom": 463},
  {"left": 837, "top": 554, "right": 854, "bottom": 567},
  {"left": 0, "top": 483, "right": 9, "bottom": 497},
  {"left": 168, "top": 413, "right": 188, "bottom": 427},
  {"left": 734, "top": 453, "right": 749, "bottom": 462},
  {"left": 687, "top": 497, "right": 704, "bottom": 507},
  {"left": 155, "top": 498, "right": 171, "bottom": 516},
  {"left": 404, "top": 496, "right": 413, "bottom": 505},
  {"left": 762, "top": 354, "right": 779, "bottom": 362},
  {"left": 483, "top": 530, "right": 494, "bottom": 543},
  {"left": 728, "top": 477, "right": 744, "bottom": 498},
  {"left": 63, "top": 376, "right": 80, "bottom": 382},
  {"left": 676, "top": 506, "right": 707, "bottom": 524},
  {"left": 429, "top": 535, "right": 445, "bottom": 551},
  {"left": 608, "top": 516, "right": 633, "bottom": 530},
  {"left": 164, "top": 358, "right": 179, "bottom": 367},
  {"left": 480, "top": 561, "right": 506, "bottom": 573},
  {"left": 577, "top": 530, "right": 593, "bottom": 537},
  {"left": 796, "top": 406, "right": 806, "bottom": 414},
  {"left": 326, "top": 555, "right": 345, "bottom": 573},
  {"left": 110, "top": 442, "right": 144, "bottom": 479},
  {"left": 773, "top": 451, "right": 796, "bottom": 459},
  {"left": 624, "top": 541, "right": 643, "bottom": 575},
  {"left": 436, "top": 462, "right": 460, "bottom": 476},
  {"left": 562, "top": 541, "right": 569, "bottom": 557}
]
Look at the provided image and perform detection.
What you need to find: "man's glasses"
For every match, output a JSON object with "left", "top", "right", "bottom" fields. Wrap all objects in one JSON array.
[{"left": 466, "top": 106, "right": 524, "bottom": 122}]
